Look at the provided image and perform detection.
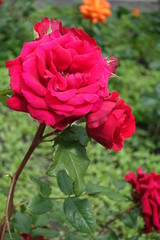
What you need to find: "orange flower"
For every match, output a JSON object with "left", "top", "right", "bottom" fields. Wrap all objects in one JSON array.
[
  {"left": 79, "top": 0, "right": 112, "bottom": 24},
  {"left": 132, "top": 8, "right": 140, "bottom": 17}
]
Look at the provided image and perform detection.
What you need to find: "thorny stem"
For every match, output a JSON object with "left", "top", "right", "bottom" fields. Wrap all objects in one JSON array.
[
  {"left": 0, "top": 123, "right": 46, "bottom": 240},
  {"left": 98, "top": 203, "right": 139, "bottom": 236}
]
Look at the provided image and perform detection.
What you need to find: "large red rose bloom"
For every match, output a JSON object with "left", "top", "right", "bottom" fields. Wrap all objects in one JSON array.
[{"left": 6, "top": 18, "right": 112, "bottom": 130}]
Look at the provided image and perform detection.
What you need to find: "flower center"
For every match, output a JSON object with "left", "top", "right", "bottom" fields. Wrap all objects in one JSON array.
[{"left": 61, "top": 70, "right": 68, "bottom": 78}]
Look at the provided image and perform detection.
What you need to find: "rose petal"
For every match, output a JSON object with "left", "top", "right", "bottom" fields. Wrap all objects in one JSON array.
[
  {"left": 7, "top": 94, "right": 28, "bottom": 112},
  {"left": 34, "top": 17, "right": 50, "bottom": 37},
  {"left": 28, "top": 105, "right": 66, "bottom": 129},
  {"left": 22, "top": 57, "right": 46, "bottom": 96}
]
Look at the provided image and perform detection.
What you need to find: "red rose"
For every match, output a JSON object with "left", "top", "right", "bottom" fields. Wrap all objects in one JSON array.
[
  {"left": 86, "top": 92, "right": 135, "bottom": 151},
  {"left": 125, "top": 167, "right": 160, "bottom": 233},
  {"left": 21, "top": 233, "right": 46, "bottom": 240},
  {"left": 34, "top": 17, "right": 50, "bottom": 37},
  {"left": 6, "top": 17, "right": 112, "bottom": 130},
  {"left": 0, "top": 0, "right": 3, "bottom": 5}
]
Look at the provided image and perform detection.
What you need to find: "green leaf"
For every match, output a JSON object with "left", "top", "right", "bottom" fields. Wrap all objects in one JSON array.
[
  {"left": 13, "top": 212, "right": 32, "bottom": 234},
  {"left": 122, "top": 210, "right": 137, "bottom": 229},
  {"left": 96, "top": 236, "right": 108, "bottom": 240},
  {"left": 56, "top": 125, "right": 89, "bottom": 147},
  {"left": 32, "top": 214, "right": 50, "bottom": 227},
  {"left": 0, "top": 96, "right": 7, "bottom": 107},
  {"left": 0, "top": 89, "right": 13, "bottom": 107},
  {"left": 57, "top": 170, "right": 74, "bottom": 195},
  {"left": 128, "top": 237, "right": 139, "bottom": 240},
  {"left": 86, "top": 183, "right": 124, "bottom": 201},
  {"left": 64, "top": 198, "right": 95, "bottom": 234},
  {"left": 27, "top": 195, "right": 52, "bottom": 215},
  {"left": 31, "top": 228, "right": 58, "bottom": 238},
  {"left": 107, "top": 230, "right": 118, "bottom": 240},
  {"left": 4, "top": 233, "right": 23, "bottom": 240},
  {"left": 111, "top": 178, "right": 126, "bottom": 190},
  {"left": 65, "top": 232, "right": 76, "bottom": 240},
  {"left": 47, "top": 143, "right": 90, "bottom": 196},
  {"left": 30, "top": 175, "right": 52, "bottom": 197},
  {"left": 0, "top": 89, "right": 13, "bottom": 96},
  {"left": 97, "top": 230, "right": 118, "bottom": 240}
]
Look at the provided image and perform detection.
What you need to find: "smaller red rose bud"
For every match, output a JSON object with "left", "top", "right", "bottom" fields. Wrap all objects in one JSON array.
[
  {"left": 107, "top": 56, "right": 118, "bottom": 74},
  {"left": 86, "top": 92, "right": 135, "bottom": 151},
  {"left": 0, "top": 0, "right": 3, "bottom": 5}
]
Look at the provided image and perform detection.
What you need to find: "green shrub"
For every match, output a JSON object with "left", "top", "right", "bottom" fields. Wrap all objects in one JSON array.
[{"left": 0, "top": 0, "right": 35, "bottom": 65}]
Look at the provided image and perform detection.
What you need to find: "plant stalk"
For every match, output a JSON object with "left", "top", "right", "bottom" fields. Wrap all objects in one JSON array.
[
  {"left": 98, "top": 202, "right": 139, "bottom": 236},
  {"left": 0, "top": 123, "right": 46, "bottom": 240}
]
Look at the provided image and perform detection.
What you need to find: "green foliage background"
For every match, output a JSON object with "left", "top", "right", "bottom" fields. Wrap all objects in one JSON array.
[{"left": 0, "top": 1, "right": 160, "bottom": 239}]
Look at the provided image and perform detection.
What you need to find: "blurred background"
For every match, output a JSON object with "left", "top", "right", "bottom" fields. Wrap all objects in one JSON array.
[
  {"left": 37, "top": 0, "right": 160, "bottom": 11},
  {"left": 0, "top": 0, "right": 160, "bottom": 239}
]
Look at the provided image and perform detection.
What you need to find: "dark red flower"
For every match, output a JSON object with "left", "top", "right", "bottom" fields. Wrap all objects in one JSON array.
[
  {"left": 125, "top": 167, "right": 160, "bottom": 233},
  {"left": 21, "top": 233, "right": 47, "bottom": 240}
]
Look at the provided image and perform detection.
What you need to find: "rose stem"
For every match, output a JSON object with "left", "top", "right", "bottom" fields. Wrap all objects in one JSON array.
[
  {"left": 0, "top": 123, "right": 46, "bottom": 240},
  {"left": 98, "top": 202, "right": 139, "bottom": 236}
]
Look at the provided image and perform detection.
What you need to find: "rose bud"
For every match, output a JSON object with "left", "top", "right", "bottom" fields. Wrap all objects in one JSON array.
[
  {"left": 86, "top": 92, "right": 135, "bottom": 151},
  {"left": 107, "top": 56, "right": 118, "bottom": 74}
]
